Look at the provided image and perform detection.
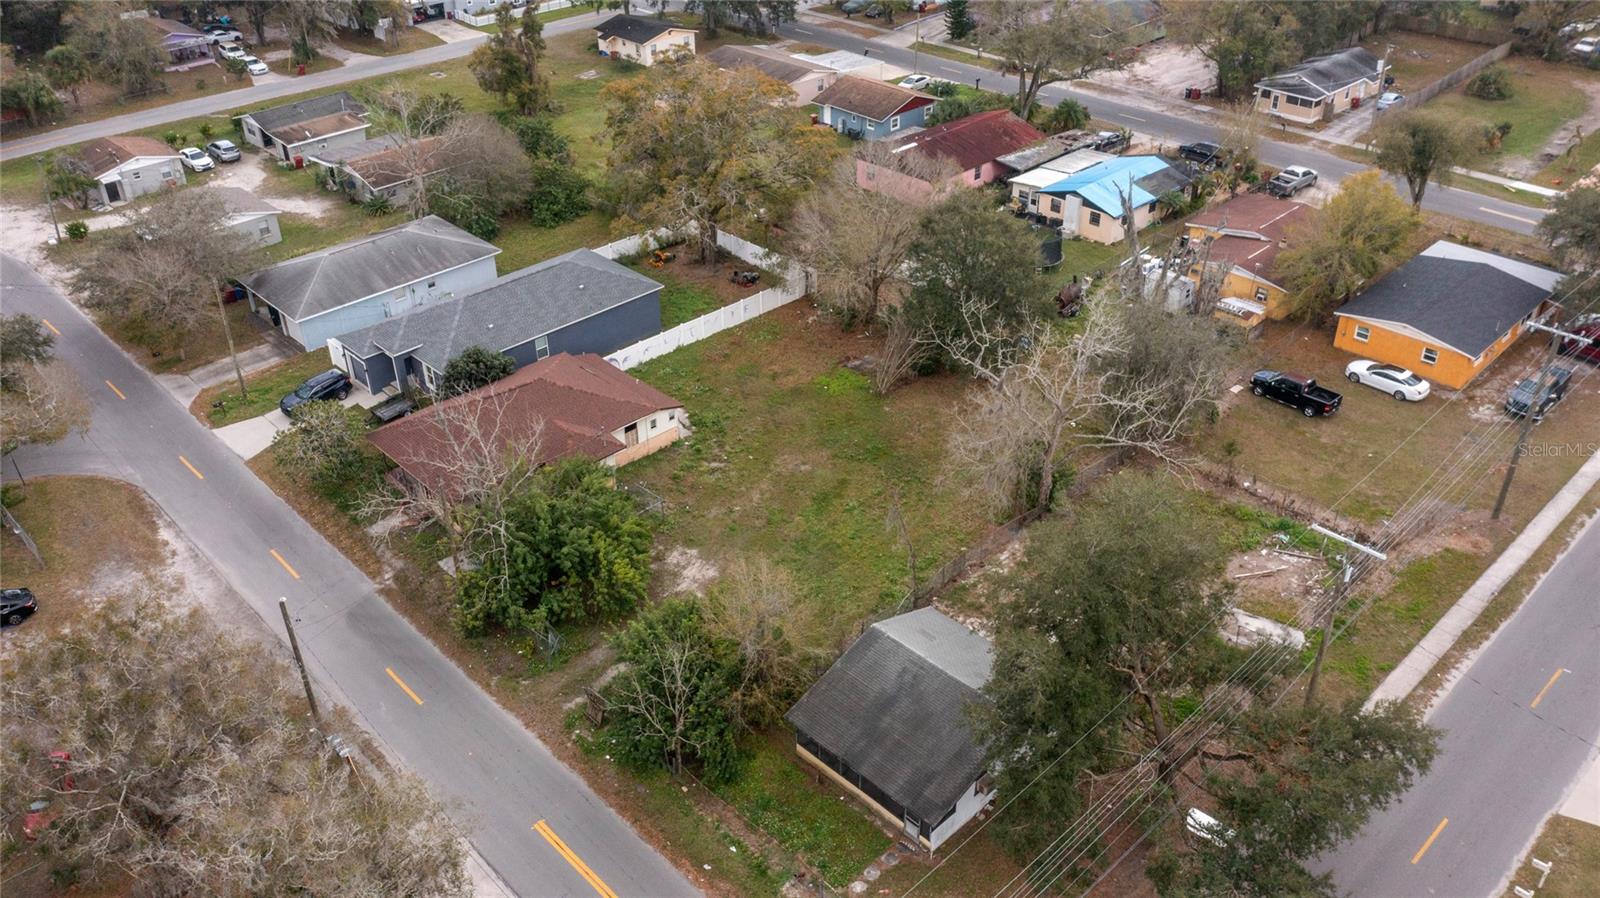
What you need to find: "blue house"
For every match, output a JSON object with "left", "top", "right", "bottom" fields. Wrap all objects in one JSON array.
[
  {"left": 328, "top": 249, "right": 664, "bottom": 395},
  {"left": 814, "top": 75, "right": 937, "bottom": 140},
  {"left": 1034, "top": 154, "right": 1191, "bottom": 244},
  {"left": 238, "top": 216, "right": 501, "bottom": 351}
]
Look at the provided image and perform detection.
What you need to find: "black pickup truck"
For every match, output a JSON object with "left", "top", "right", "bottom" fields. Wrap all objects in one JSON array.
[{"left": 1250, "top": 370, "right": 1342, "bottom": 417}]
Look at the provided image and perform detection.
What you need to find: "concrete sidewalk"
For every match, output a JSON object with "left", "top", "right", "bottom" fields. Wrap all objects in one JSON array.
[
  {"left": 212, "top": 387, "right": 389, "bottom": 460},
  {"left": 156, "top": 342, "right": 293, "bottom": 408},
  {"left": 1366, "top": 449, "right": 1600, "bottom": 709}
]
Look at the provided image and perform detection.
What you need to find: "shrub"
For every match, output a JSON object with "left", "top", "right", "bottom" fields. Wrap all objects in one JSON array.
[
  {"left": 437, "top": 345, "right": 515, "bottom": 397},
  {"left": 161, "top": 130, "right": 184, "bottom": 148},
  {"left": 1465, "top": 66, "right": 1512, "bottom": 101},
  {"left": 524, "top": 158, "right": 590, "bottom": 227},
  {"left": 194, "top": 78, "right": 206, "bottom": 91},
  {"left": 197, "top": 122, "right": 214, "bottom": 141},
  {"left": 361, "top": 193, "right": 394, "bottom": 216},
  {"left": 1038, "top": 97, "right": 1090, "bottom": 133},
  {"left": 429, "top": 191, "right": 499, "bottom": 240},
  {"left": 506, "top": 114, "right": 573, "bottom": 163},
  {"left": 64, "top": 220, "right": 88, "bottom": 241},
  {"left": 923, "top": 79, "right": 959, "bottom": 98}
]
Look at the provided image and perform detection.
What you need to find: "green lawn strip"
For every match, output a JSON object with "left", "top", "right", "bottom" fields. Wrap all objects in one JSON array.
[
  {"left": 1505, "top": 815, "right": 1600, "bottom": 898},
  {"left": 713, "top": 738, "right": 890, "bottom": 888},
  {"left": 1428, "top": 68, "right": 1588, "bottom": 163},
  {"left": 1534, "top": 129, "right": 1600, "bottom": 187},
  {"left": 1438, "top": 171, "right": 1554, "bottom": 209},
  {"left": 194, "top": 348, "right": 335, "bottom": 427},
  {"left": 268, "top": 55, "right": 345, "bottom": 77},
  {"left": 331, "top": 26, "right": 446, "bottom": 56}
]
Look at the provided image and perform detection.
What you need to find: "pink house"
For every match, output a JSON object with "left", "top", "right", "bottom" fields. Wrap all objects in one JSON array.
[{"left": 855, "top": 109, "right": 1045, "bottom": 201}]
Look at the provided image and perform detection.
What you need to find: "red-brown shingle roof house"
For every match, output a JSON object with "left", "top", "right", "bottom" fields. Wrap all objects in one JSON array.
[
  {"left": 368, "top": 353, "right": 685, "bottom": 500},
  {"left": 857, "top": 109, "right": 1046, "bottom": 200}
]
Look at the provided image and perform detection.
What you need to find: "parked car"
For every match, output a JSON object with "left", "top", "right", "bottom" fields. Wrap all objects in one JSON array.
[
  {"left": 841, "top": 0, "right": 870, "bottom": 11},
  {"left": 204, "top": 24, "right": 244, "bottom": 44},
  {"left": 1504, "top": 367, "right": 1574, "bottom": 421},
  {"left": 206, "top": 139, "right": 241, "bottom": 162},
  {"left": 1574, "top": 37, "right": 1600, "bottom": 56},
  {"left": 1376, "top": 91, "right": 1404, "bottom": 110},
  {"left": 1559, "top": 320, "right": 1600, "bottom": 364},
  {"left": 244, "top": 56, "right": 269, "bottom": 76},
  {"left": 1177, "top": 140, "right": 1223, "bottom": 168},
  {"left": 864, "top": 3, "right": 886, "bottom": 17},
  {"left": 1090, "top": 130, "right": 1129, "bottom": 153},
  {"left": 899, "top": 74, "right": 932, "bottom": 90},
  {"left": 1266, "top": 165, "right": 1318, "bottom": 198},
  {"left": 217, "top": 42, "right": 248, "bottom": 61},
  {"left": 1345, "top": 360, "right": 1430, "bottom": 401},
  {"left": 1, "top": 587, "right": 37, "bottom": 627},
  {"left": 178, "top": 147, "right": 215, "bottom": 172},
  {"left": 279, "top": 369, "right": 352, "bottom": 416},
  {"left": 1250, "top": 369, "right": 1342, "bottom": 417}
]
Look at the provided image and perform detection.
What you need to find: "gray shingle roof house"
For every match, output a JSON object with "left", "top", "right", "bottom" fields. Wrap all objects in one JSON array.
[
  {"left": 1333, "top": 241, "right": 1563, "bottom": 389},
  {"left": 238, "top": 91, "right": 370, "bottom": 162},
  {"left": 704, "top": 45, "right": 839, "bottom": 105},
  {"left": 1255, "top": 46, "right": 1388, "bottom": 124},
  {"left": 594, "top": 14, "right": 696, "bottom": 66},
  {"left": 239, "top": 215, "right": 501, "bottom": 352},
  {"left": 209, "top": 186, "right": 283, "bottom": 247},
  {"left": 328, "top": 249, "right": 663, "bottom": 395},
  {"left": 785, "top": 607, "right": 995, "bottom": 851}
]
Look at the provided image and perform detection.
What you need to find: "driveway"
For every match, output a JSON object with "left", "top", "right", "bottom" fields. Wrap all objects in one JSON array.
[
  {"left": 1, "top": 252, "right": 701, "bottom": 898},
  {"left": 213, "top": 385, "right": 389, "bottom": 460}
]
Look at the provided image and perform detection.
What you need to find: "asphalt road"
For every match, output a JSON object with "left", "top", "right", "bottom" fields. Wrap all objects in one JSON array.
[
  {"left": 777, "top": 21, "right": 1549, "bottom": 236},
  {"left": 0, "top": 9, "right": 611, "bottom": 162},
  {"left": 1317, "top": 511, "right": 1600, "bottom": 897},
  {"left": 1, "top": 254, "right": 698, "bottom": 898}
]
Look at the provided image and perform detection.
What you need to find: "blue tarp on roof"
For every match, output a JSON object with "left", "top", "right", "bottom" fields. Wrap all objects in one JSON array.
[{"left": 1037, "top": 155, "right": 1179, "bottom": 213}]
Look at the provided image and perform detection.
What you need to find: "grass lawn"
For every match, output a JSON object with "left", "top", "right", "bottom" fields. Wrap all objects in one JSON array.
[
  {"left": 1506, "top": 815, "right": 1600, "bottom": 898},
  {"left": 1363, "top": 31, "right": 1485, "bottom": 90},
  {"left": 268, "top": 54, "right": 345, "bottom": 77},
  {"left": 0, "top": 66, "right": 244, "bottom": 147},
  {"left": 191, "top": 348, "right": 334, "bottom": 427},
  {"left": 1427, "top": 61, "right": 1590, "bottom": 165},
  {"left": 0, "top": 477, "right": 166, "bottom": 639},
  {"left": 1534, "top": 127, "right": 1600, "bottom": 187},
  {"left": 331, "top": 25, "right": 446, "bottom": 56},
  {"left": 111, "top": 298, "right": 268, "bottom": 376}
]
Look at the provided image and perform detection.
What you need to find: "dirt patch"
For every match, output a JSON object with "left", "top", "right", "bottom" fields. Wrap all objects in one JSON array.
[
  {"left": 1089, "top": 43, "right": 1217, "bottom": 96},
  {"left": 211, "top": 156, "right": 338, "bottom": 218},
  {"left": 1228, "top": 545, "right": 1330, "bottom": 624},
  {"left": 662, "top": 546, "right": 720, "bottom": 596}
]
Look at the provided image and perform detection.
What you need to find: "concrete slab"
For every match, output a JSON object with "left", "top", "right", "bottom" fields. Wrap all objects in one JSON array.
[
  {"left": 214, "top": 414, "right": 282, "bottom": 460},
  {"left": 1561, "top": 756, "right": 1600, "bottom": 827}
]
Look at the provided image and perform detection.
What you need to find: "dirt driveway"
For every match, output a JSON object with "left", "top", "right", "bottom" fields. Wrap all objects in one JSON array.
[{"left": 1089, "top": 43, "right": 1217, "bottom": 97}]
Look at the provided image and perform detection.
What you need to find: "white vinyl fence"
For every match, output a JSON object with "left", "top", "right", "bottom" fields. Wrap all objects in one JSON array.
[{"left": 452, "top": 0, "right": 577, "bottom": 28}]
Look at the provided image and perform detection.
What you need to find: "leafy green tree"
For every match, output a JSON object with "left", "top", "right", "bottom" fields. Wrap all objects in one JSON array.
[
  {"left": 507, "top": 114, "right": 573, "bottom": 163},
  {"left": 1149, "top": 700, "right": 1438, "bottom": 898},
  {"left": 945, "top": 0, "right": 975, "bottom": 40},
  {"left": 1374, "top": 110, "right": 1472, "bottom": 208},
  {"left": 1166, "top": 1, "right": 1377, "bottom": 101},
  {"left": 271, "top": 400, "right": 369, "bottom": 498},
  {"left": 1, "top": 0, "right": 71, "bottom": 55},
  {"left": 438, "top": 345, "right": 516, "bottom": 397},
  {"left": 0, "top": 69, "right": 64, "bottom": 128},
  {"left": 1536, "top": 185, "right": 1600, "bottom": 268},
  {"left": 0, "top": 314, "right": 55, "bottom": 391},
  {"left": 469, "top": 4, "right": 551, "bottom": 116},
  {"left": 42, "top": 45, "right": 89, "bottom": 110},
  {"left": 977, "top": 474, "right": 1241, "bottom": 855},
  {"left": 1277, "top": 171, "right": 1418, "bottom": 323},
  {"left": 1038, "top": 97, "right": 1090, "bottom": 133},
  {"left": 925, "top": 88, "right": 1010, "bottom": 126},
  {"left": 524, "top": 157, "right": 592, "bottom": 227},
  {"left": 65, "top": 2, "right": 165, "bottom": 95},
  {"left": 41, "top": 152, "right": 97, "bottom": 209},
  {"left": 606, "top": 599, "right": 742, "bottom": 781},
  {"left": 902, "top": 189, "right": 1050, "bottom": 370},
  {"left": 705, "top": 558, "right": 817, "bottom": 729},
  {"left": 686, "top": 0, "right": 797, "bottom": 38}
]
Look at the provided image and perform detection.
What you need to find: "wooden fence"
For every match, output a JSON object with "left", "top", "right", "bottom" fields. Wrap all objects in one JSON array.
[{"left": 1388, "top": 16, "right": 1514, "bottom": 46}]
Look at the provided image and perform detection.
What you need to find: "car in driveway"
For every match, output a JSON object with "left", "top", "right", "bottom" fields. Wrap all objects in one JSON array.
[
  {"left": 1177, "top": 140, "right": 1223, "bottom": 168},
  {"left": 1504, "top": 367, "right": 1574, "bottom": 421},
  {"left": 204, "top": 24, "right": 244, "bottom": 44},
  {"left": 206, "top": 139, "right": 241, "bottom": 162},
  {"left": 1345, "top": 360, "right": 1429, "bottom": 401},
  {"left": 1559, "top": 320, "right": 1600, "bottom": 364},
  {"left": 2, "top": 587, "right": 37, "bottom": 627},
  {"left": 1574, "top": 37, "right": 1600, "bottom": 56},
  {"left": 1090, "top": 130, "right": 1129, "bottom": 153},
  {"left": 1266, "top": 165, "right": 1318, "bottom": 198},
  {"left": 1376, "top": 91, "right": 1404, "bottom": 110},
  {"left": 1250, "top": 369, "right": 1342, "bottom": 417},
  {"left": 177, "top": 147, "right": 215, "bottom": 172},
  {"left": 217, "top": 41, "right": 248, "bottom": 61},
  {"left": 280, "top": 369, "right": 352, "bottom": 416},
  {"left": 899, "top": 74, "right": 932, "bottom": 90},
  {"left": 243, "top": 56, "right": 269, "bottom": 76}
]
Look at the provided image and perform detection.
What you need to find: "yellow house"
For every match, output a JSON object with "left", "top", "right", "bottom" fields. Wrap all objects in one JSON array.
[
  {"left": 1254, "top": 46, "right": 1388, "bottom": 125},
  {"left": 594, "top": 14, "right": 696, "bottom": 67},
  {"left": 1033, "top": 154, "right": 1192, "bottom": 245},
  {"left": 1183, "top": 193, "right": 1309, "bottom": 321},
  {"left": 1332, "top": 242, "right": 1563, "bottom": 390}
]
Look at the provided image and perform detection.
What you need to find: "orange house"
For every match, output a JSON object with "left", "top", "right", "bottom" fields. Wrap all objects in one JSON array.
[
  {"left": 1332, "top": 242, "right": 1563, "bottom": 390},
  {"left": 1183, "top": 193, "right": 1310, "bottom": 321}
]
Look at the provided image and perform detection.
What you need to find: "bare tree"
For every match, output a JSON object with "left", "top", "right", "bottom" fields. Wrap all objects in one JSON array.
[
  {"left": 2, "top": 597, "right": 470, "bottom": 897},
  {"left": 981, "top": 0, "right": 1115, "bottom": 119},
  {"left": 790, "top": 143, "right": 955, "bottom": 328},
  {"left": 705, "top": 558, "right": 819, "bottom": 729},
  {"left": 870, "top": 310, "right": 927, "bottom": 395},
  {"left": 358, "top": 90, "right": 529, "bottom": 221},
  {"left": 0, "top": 362, "right": 89, "bottom": 454}
]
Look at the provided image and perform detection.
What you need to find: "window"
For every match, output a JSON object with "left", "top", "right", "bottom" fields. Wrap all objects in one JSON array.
[
  {"left": 132, "top": 171, "right": 142, "bottom": 181},
  {"left": 649, "top": 416, "right": 658, "bottom": 430},
  {"left": 1148, "top": 201, "right": 1158, "bottom": 213},
  {"left": 1260, "top": 88, "right": 1271, "bottom": 99},
  {"left": 1420, "top": 347, "right": 1439, "bottom": 365},
  {"left": 668, "top": 410, "right": 676, "bottom": 421},
  {"left": 426, "top": 279, "right": 437, "bottom": 289},
  {"left": 1353, "top": 325, "right": 1370, "bottom": 342},
  {"left": 972, "top": 167, "right": 982, "bottom": 181},
  {"left": 1049, "top": 197, "right": 1062, "bottom": 213},
  {"left": 422, "top": 364, "right": 438, "bottom": 391},
  {"left": 534, "top": 335, "right": 550, "bottom": 359},
  {"left": 1254, "top": 287, "right": 1269, "bottom": 303},
  {"left": 1088, "top": 210, "right": 1102, "bottom": 226},
  {"left": 258, "top": 223, "right": 272, "bottom": 237},
  {"left": 889, "top": 115, "right": 902, "bottom": 131}
]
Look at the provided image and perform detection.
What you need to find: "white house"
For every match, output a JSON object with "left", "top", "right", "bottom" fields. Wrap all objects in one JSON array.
[
  {"left": 236, "top": 215, "right": 501, "bottom": 351},
  {"left": 72, "top": 136, "right": 185, "bottom": 207},
  {"left": 594, "top": 14, "right": 696, "bottom": 67},
  {"left": 238, "top": 91, "right": 370, "bottom": 163},
  {"left": 211, "top": 186, "right": 283, "bottom": 247}
]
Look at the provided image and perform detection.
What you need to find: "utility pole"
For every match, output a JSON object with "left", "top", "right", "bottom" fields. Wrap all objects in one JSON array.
[
  {"left": 279, "top": 597, "right": 321, "bottom": 722},
  {"left": 1492, "top": 320, "right": 1587, "bottom": 520},
  {"left": 37, "top": 156, "right": 62, "bottom": 243},
  {"left": 1305, "top": 524, "right": 1387, "bottom": 707}
]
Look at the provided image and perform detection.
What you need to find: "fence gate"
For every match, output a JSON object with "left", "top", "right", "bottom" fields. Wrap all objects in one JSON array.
[{"left": 583, "top": 687, "right": 607, "bottom": 727}]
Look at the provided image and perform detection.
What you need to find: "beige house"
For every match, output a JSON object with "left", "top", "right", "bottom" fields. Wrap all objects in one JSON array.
[
  {"left": 594, "top": 14, "right": 696, "bottom": 67},
  {"left": 1031, "top": 154, "right": 1192, "bottom": 245},
  {"left": 1254, "top": 47, "right": 1388, "bottom": 124}
]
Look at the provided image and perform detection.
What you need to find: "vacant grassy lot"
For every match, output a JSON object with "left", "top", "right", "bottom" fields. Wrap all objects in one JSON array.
[
  {"left": 1506, "top": 815, "right": 1600, "bottom": 898},
  {"left": 331, "top": 25, "right": 445, "bottom": 56},
  {"left": 1364, "top": 31, "right": 1485, "bottom": 90},
  {"left": 1427, "top": 61, "right": 1591, "bottom": 164},
  {"left": 192, "top": 348, "right": 335, "bottom": 427}
]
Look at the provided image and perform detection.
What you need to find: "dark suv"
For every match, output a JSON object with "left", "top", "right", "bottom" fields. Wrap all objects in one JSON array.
[
  {"left": 2, "top": 588, "right": 38, "bottom": 627},
  {"left": 1177, "top": 141, "right": 1224, "bottom": 168},
  {"left": 1503, "top": 367, "right": 1574, "bottom": 421},
  {"left": 279, "top": 369, "right": 352, "bottom": 416}
]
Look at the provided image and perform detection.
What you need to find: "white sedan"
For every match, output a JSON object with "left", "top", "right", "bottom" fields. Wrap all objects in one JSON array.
[
  {"left": 244, "top": 56, "right": 270, "bottom": 76},
  {"left": 1345, "top": 360, "right": 1430, "bottom": 401},
  {"left": 217, "top": 42, "right": 248, "bottom": 61},
  {"left": 177, "top": 147, "right": 215, "bottom": 172},
  {"left": 899, "top": 74, "right": 932, "bottom": 90}
]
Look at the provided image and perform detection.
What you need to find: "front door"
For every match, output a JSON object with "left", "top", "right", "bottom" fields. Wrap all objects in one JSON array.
[
  {"left": 103, "top": 180, "right": 122, "bottom": 204},
  {"left": 624, "top": 422, "right": 639, "bottom": 447}
]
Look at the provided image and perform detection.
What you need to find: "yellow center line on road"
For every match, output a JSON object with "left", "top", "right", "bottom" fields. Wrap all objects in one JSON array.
[
  {"left": 1478, "top": 206, "right": 1538, "bottom": 226},
  {"left": 533, "top": 819, "right": 619, "bottom": 898},
  {"left": 104, "top": 380, "right": 127, "bottom": 400},
  {"left": 178, "top": 455, "right": 204, "bottom": 480},
  {"left": 384, "top": 667, "right": 425, "bottom": 705},
  {"left": 1412, "top": 817, "right": 1448, "bottom": 865},
  {"left": 1530, "top": 668, "right": 1569, "bottom": 709},
  {"left": 269, "top": 548, "right": 300, "bottom": 580},
  {"left": 40, "top": 318, "right": 61, "bottom": 336}
]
